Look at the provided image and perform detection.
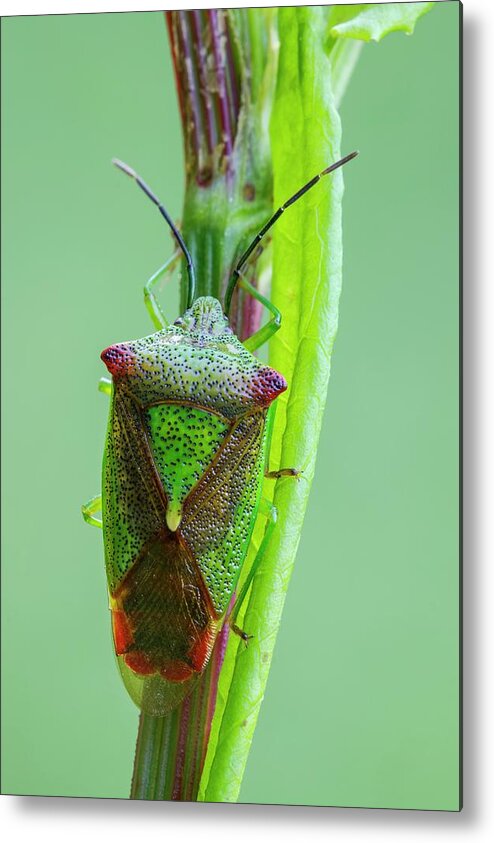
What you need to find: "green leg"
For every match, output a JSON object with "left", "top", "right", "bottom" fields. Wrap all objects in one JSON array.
[
  {"left": 230, "top": 497, "right": 277, "bottom": 640},
  {"left": 82, "top": 494, "right": 102, "bottom": 529},
  {"left": 263, "top": 405, "right": 302, "bottom": 481},
  {"left": 240, "top": 280, "right": 299, "bottom": 472},
  {"left": 239, "top": 276, "right": 282, "bottom": 353},
  {"left": 144, "top": 250, "right": 181, "bottom": 330},
  {"left": 98, "top": 377, "right": 112, "bottom": 396}
]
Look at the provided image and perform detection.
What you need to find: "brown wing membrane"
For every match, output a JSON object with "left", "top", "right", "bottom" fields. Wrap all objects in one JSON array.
[
  {"left": 112, "top": 530, "right": 219, "bottom": 681},
  {"left": 105, "top": 397, "right": 266, "bottom": 692}
]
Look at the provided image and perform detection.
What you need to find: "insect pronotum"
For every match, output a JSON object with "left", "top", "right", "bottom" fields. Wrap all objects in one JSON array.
[{"left": 83, "top": 150, "right": 358, "bottom": 716}]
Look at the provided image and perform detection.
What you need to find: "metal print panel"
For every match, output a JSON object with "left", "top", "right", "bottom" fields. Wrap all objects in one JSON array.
[{"left": 1, "top": 1, "right": 461, "bottom": 810}]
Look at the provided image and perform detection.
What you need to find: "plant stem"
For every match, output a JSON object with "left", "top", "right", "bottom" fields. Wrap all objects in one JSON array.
[
  {"left": 201, "top": 5, "right": 357, "bottom": 803},
  {"left": 123, "top": 0, "right": 433, "bottom": 804},
  {"left": 131, "top": 8, "right": 275, "bottom": 800},
  {"left": 130, "top": 619, "right": 230, "bottom": 800}
]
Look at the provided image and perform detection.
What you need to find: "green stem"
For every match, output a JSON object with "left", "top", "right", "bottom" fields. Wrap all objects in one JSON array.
[
  {"left": 329, "top": 38, "right": 363, "bottom": 107},
  {"left": 130, "top": 0, "right": 434, "bottom": 805},
  {"left": 201, "top": 5, "right": 352, "bottom": 803},
  {"left": 130, "top": 7, "right": 275, "bottom": 801},
  {"left": 131, "top": 611, "right": 231, "bottom": 800}
]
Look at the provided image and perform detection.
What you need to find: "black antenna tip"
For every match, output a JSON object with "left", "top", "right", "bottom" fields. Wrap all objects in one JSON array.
[
  {"left": 112, "top": 158, "right": 136, "bottom": 179},
  {"left": 322, "top": 151, "right": 359, "bottom": 177}
]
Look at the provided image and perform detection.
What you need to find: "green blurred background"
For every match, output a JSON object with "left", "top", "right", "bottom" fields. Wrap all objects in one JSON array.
[{"left": 1, "top": 3, "right": 459, "bottom": 809}]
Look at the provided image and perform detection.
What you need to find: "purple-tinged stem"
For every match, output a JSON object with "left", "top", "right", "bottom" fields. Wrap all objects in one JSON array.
[
  {"left": 131, "top": 8, "right": 274, "bottom": 801},
  {"left": 208, "top": 10, "right": 234, "bottom": 185}
]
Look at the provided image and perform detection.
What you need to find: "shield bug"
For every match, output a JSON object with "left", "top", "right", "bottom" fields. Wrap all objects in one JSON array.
[{"left": 83, "top": 151, "right": 358, "bottom": 716}]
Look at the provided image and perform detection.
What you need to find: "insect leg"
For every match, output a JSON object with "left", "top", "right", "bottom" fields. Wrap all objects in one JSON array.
[
  {"left": 224, "top": 150, "right": 359, "bottom": 315},
  {"left": 262, "top": 402, "right": 302, "bottom": 480},
  {"left": 229, "top": 497, "right": 277, "bottom": 640},
  {"left": 113, "top": 159, "right": 197, "bottom": 308},
  {"left": 98, "top": 377, "right": 112, "bottom": 396},
  {"left": 81, "top": 494, "right": 102, "bottom": 529},
  {"left": 144, "top": 249, "right": 181, "bottom": 329},
  {"left": 265, "top": 467, "right": 301, "bottom": 479},
  {"left": 239, "top": 276, "right": 282, "bottom": 353}
]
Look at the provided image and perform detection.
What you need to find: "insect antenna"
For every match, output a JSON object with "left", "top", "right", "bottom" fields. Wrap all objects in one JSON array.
[
  {"left": 112, "top": 158, "right": 197, "bottom": 308},
  {"left": 224, "top": 150, "right": 359, "bottom": 316}
]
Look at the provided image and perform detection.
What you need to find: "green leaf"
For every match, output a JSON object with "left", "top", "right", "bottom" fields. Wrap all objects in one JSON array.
[
  {"left": 198, "top": 0, "right": 434, "bottom": 806},
  {"left": 329, "top": 37, "right": 364, "bottom": 107},
  {"left": 201, "top": 5, "right": 346, "bottom": 803},
  {"left": 328, "top": 2, "right": 435, "bottom": 42}
]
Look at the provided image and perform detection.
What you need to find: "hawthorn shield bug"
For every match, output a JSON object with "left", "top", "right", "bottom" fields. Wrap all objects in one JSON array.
[{"left": 83, "top": 151, "right": 358, "bottom": 716}]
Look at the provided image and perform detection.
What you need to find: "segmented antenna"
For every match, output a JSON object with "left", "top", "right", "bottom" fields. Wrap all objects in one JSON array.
[
  {"left": 112, "top": 158, "right": 197, "bottom": 308},
  {"left": 224, "top": 150, "right": 359, "bottom": 315}
]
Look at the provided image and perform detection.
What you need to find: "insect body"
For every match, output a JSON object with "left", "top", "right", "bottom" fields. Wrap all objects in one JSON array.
[
  {"left": 100, "top": 299, "right": 286, "bottom": 714},
  {"left": 83, "top": 151, "right": 357, "bottom": 716}
]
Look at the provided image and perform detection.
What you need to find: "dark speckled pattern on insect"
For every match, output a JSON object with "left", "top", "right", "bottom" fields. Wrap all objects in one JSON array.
[
  {"left": 93, "top": 152, "right": 358, "bottom": 714},
  {"left": 101, "top": 297, "right": 287, "bottom": 418},
  {"left": 100, "top": 296, "right": 286, "bottom": 702}
]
